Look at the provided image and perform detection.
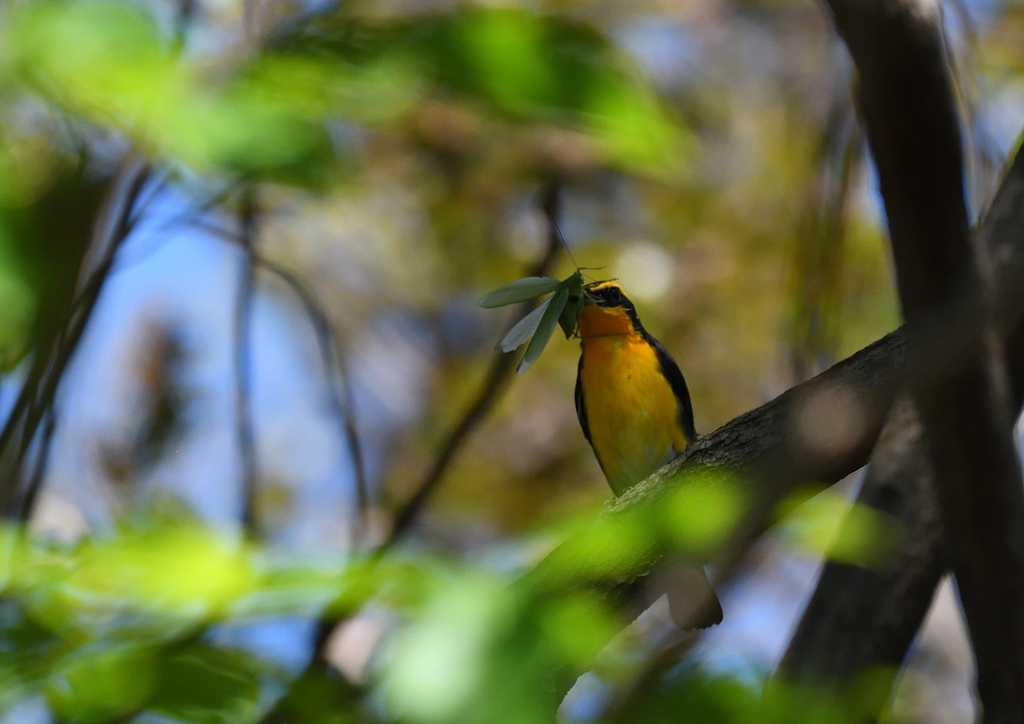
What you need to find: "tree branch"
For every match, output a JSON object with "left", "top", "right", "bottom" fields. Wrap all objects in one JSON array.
[
  {"left": 779, "top": 133, "right": 1024, "bottom": 696},
  {"left": 823, "top": 0, "right": 1024, "bottom": 719},
  {"left": 779, "top": 394, "right": 943, "bottom": 681}
]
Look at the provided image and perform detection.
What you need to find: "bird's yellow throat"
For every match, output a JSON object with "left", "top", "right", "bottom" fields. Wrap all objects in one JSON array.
[{"left": 579, "top": 305, "right": 635, "bottom": 338}]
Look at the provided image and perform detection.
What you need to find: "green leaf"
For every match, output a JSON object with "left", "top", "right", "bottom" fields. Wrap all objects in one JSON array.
[
  {"left": 518, "top": 287, "right": 567, "bottom": 374},
  {"left": 479, "top": 276, "right": 561, "bottom": 308},
  {"left": 496, "top": 296, "right": 553, "bottom": 353}
]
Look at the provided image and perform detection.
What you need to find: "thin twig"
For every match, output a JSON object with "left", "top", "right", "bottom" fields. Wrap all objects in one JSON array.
[
  {"left": 255, "top": 260, "right": 370, "bottom": 545},
  {"left": 18, "top": 411, "right": 56, "bottom": 521},
  {"left": 185, "top": 217, "right": 371, "bottom": 543},
  {"left": 2, "top": 158, "right": 151, "bottom": 520},
  {"left": 235, "top": 188, "right": 259, "bottom": 536},
  {"left": 380, "top": 183, "right": 563, "bottom": 551}
]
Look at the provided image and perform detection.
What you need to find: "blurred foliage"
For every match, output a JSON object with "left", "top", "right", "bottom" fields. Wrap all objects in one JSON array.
[
  {"left": 0, "top": 0, "right": 1016, "bottom": 719},
  {"left": 0, "top": 466, "right": 900, "bottom": 723}
]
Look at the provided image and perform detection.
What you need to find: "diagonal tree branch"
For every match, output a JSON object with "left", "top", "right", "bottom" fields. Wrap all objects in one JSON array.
[{"left": 779, "top": 394, "right": 944, "bottom": 684}]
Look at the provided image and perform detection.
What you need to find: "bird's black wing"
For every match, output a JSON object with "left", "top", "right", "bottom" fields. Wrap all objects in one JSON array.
[
  {"left": 649, "top": 336, "right": 698, "bottom": 443},
  {"left": 575, "top": 354, "right": 592, "bottom": 445}
]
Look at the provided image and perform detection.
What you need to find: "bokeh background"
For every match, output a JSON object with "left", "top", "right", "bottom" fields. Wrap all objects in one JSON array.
[{"left": 0, "top": 0, "right": 1022, "bottom": 721}]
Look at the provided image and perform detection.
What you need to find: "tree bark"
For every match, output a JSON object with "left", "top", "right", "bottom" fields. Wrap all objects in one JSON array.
[
  {"left": 816, "top": 0, "right": 1024, "bottom": 719},
  {"left": 781, "top": 145, "right": 1024, "bottom": 695}
]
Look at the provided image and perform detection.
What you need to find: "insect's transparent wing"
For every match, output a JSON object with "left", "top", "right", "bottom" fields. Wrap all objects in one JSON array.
[
  {"left": 497, "top": 296, "right": 553, "bottom": 352},
  {"left": 558, "top": 296, "right": 582, "bottom": 338},
  {"left": 480, "top": 277, "right": 561, "bottom": 308},
  {"left": 517, "top": 288, "right": 568, "bottom": 373}
]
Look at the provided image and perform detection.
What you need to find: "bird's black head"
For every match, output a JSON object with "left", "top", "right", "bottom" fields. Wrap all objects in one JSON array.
[{"left": 585, "top": 282, "right": 634, "bottom": 310}]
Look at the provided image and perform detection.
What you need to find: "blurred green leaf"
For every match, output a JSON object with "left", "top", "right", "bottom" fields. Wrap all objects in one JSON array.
[
  {"left": 385, "top": 574, "right": 512, "bottom": 723},
  {"left": 5, "top": 2, "right": 332, "bottom": 181},
  {"left": 777, "top": 488, "right": 902, "bottom": 568},
  {"left": 586, "top": 77, "right": 692, "bottom": 176},
  {"left": 664, "top": 472, "right": 745, "bottom": 554},
  {"left": 480, "top": 276, "right": 561, "bottom": 308},
  {"left": 294, "top": 7, "right": 693, "bottom": 177},
  {"left": 538, "top": 592, "right": 619, "bottom": 668},
  {"left": 46, "top": 643, "right": 156, "bottom": 724},
  {"left": 517, "top": 286, "right": 568, "bottom": 373},
  {"left": 456, "top": 9, "right": 556, "bottom": 115},
  {"left": 148, "top": 643, "right": 264, "bottom": 724},
  {"left": 261, "top": 660, "right": 361, "bottom": 724}
]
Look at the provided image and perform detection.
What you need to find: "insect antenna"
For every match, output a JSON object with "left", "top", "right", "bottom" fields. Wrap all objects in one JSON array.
[{"left": 543, "top": 195, "right": 580, "bottom": 272}]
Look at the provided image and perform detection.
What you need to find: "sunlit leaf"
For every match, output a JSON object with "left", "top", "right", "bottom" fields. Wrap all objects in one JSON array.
[
  {"left": 480, "top": 276, "right": 561, "bottom": 308},
  {"left": 60, "top": 525, "right": 255, "bottom": 619},
  {"left": 496, "top": 296, "right": 553, "bottom": 353},
  {"left": 517, "top": 286, "right": 568, "bottom": 374},
  {"left": 384, "top": 574, "right": 511, "bottom": 723}
]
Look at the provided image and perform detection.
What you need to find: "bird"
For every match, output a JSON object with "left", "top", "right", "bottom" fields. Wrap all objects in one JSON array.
[{"left": 574, "top": 281, "right": 722, "bottom": 628}]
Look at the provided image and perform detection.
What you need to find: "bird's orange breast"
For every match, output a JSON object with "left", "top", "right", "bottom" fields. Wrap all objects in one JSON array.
[{"left": 579, "top": 319, "right": 690, "bottom": 495}]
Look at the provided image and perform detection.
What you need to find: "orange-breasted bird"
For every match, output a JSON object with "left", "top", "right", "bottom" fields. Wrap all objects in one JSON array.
[{"left": 575, "top": 281, "right": 722, "bottom": 628}]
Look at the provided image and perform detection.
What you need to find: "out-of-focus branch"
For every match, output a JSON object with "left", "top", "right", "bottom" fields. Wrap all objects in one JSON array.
[
  {"left": 259, "top": 184, "right": 566, "bottom": 722},
  {"left": 787, "top": 89, "right": 860, "bottom": 383},
  {"left": 0, "top": 156, "right": 150, "bottom": 520},
  {"left": 253, "top": 259, "right": 370, "bottom": 544},
  {"left": 185, "top": 215, "right": 371, "bottom": 543},
  {"left": 818, "top": 0, "right": 1024, "bottom": 718},
  {"left": 235, "top": 188, "right": 259, "bottom": 536},
  {"left": 379, "top": 183, "right": 563, "bottom": 551}
]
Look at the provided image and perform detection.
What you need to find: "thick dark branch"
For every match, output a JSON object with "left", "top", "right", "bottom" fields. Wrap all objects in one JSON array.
[
  {"left": 779, "top": 137, "right": 1024, "bottom": 694},
  {"left": 825, "top": 0, "right": 1024, "bottom": 719}
]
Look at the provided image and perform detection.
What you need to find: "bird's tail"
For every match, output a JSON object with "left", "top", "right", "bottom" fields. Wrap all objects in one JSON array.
[{"left": 664, "top": 563, "right": 723, "bottom": 630}]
